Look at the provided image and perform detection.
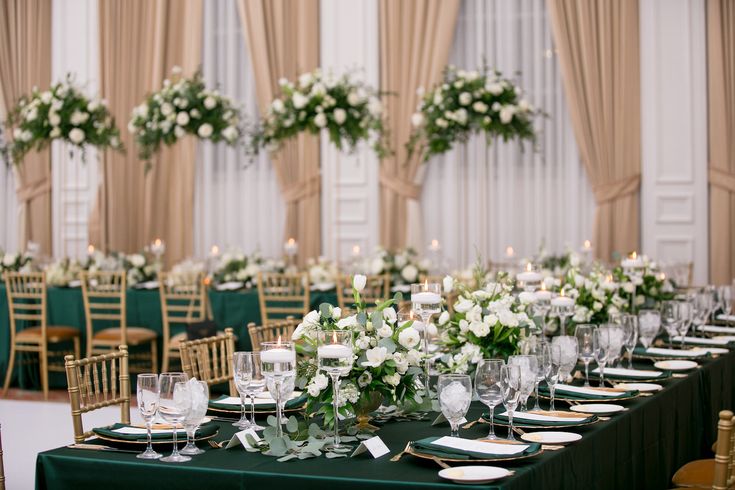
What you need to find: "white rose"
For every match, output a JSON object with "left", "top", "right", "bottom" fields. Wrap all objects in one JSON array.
[
  {"left": 382, "top": 373, "right": 401, "bottom": 387},
  {"left": 3, "top": 253, "right": 17, "bottom": 266},
  {"left": 49, "top": 127, "right": 61, "bottom": 138},
  {"left": 443, "top": 275, "right": 454, "bottom": 293},
  {"left": 129, "top": 254, "right": 145, "bottom": 268},
  {"left": 472, "top": 101, "right": 488, "bottom": 113},
  {"left": 500, "top": 106, "right": 515, "bottom": 124},
  {"left": 314, "top": 113, "right": 327, "bottom": 128},
  {"left": 406, "top": 349, "right": 421, "bottom": 365},
  {"left": 362, "top": 347, "right": 388, "bottom": 367},
  {"left": 367, "top": 98, "right": 382, "bottom": 117},
  {"left": 411, "top": 112, "right": 424, "bottom": 127},
  {"left": 401, "top": 264, "right": 418, "bottom": 283},
  {"left": 48, "top": 112, "right": 61, "bottom": 126},
  {"left": 307, "top": 383, "right": 322, "bottom": 397},
  {"left": 377, "top": 324, "right": 392, "bottom": 338},
  {"left": 398, "top": 326, "right": 420, "bottom": 349},
  {"left": 127, "top": 121, "right": 137, "bottom": 134},
  {"left": 87, "top": 100, "right": 100, "bottom": 112},
  {"left": 332, "top": 307, "right": 342, "bottom": 321},
  {"left": 333, "top": 108, "right": 346, "bottom": 125},
  {"left": 382, "top": 308, "right": 397, "bottom": 322},
  {"left": 459, "top": 92, "right": 472, "bottom": 105},
  {"left": 68, "top": 128, "right": 85, "bottom": 144},
  {"left": 357, "top": 371, "right": 372, "bottom": 388},
  {"left": 292, "top": 92, "right": 308, "bottom": 109},
  {"left": 355, "top": 335, "right": 371, "bottom": 350},
  {"left": 222, "top": 126, "right": 238, "bottom": 142},
  {"left": 160, "top": 102, "right": 174, "bottom": 116},
  {"left": 203, "top": 96, "right": 217, "bottom": 110},
  {"left": 623, "top": 283, "right": 635, "bottom": 294},
  {"left": 518, "top": 99, "right": 531, "bottom": 112},
  {"left": 174, "top": 126, "right": 185, "bottom": 138},
  {"left": 435, "top": 117, "right": 448, "bottom": 128},
  {"left": 347, "top": 92, "right": 361, "bottom": 106},
  {"left": 176, "top": 112, "right": 190, "bottom": 126},
  {"left": 337, "top": 315, "right": 358, "bottom": 329},
  {"left": 197, "top": 123, "right": 213, "bottom": 138},
  {"left": 271, "top": 99, "right": 285, "bottom": 113},
  {"left": 488, "top": 82, "right": 503, "bottom": 95},
  {"left": 454, "top": 297, "right": 474, "bottom": 313},
  {"left": 40, "top": 91, "right": 52, "bottom": 104},
  {"left": 353, "top": 274, "right": 367, "bottom": 292}
]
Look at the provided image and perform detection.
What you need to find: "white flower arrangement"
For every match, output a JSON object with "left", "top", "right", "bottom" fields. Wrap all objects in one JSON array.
[
  {"left": 211, "top": 249, "right": 284, "bottom": 288},
  {"left": 250, "top": 68, "right": 388, "bottom": 158},
  {"left": 44, "top": 258, "right": 83, "bottom": 287},
  {"left": 359, "top": 247, "right": 429, "bottom": 288},
  {"left": 83, "top": 250, "right": 159, "bottom": 286},
  {"left": 1, "top": 74, "right": 123, "bottom": 165},
  {"left": 167, "top": 259, "right": 206, "bottom": 287},
  {"left": 306, "top": 256, "right": 338, "bottom": 288},
  {"left": 0, "top": 251, "right": 34, "bottom": 275},
  {"left": 129, "top": 67, "right": 242, "bottom": 164}
]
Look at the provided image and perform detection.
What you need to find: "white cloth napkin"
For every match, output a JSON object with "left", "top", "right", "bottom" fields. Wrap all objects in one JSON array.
[
  {"left": 672, "top": 336, "right": 731, "bottom": 346},
  {"left": 592, "top": 367, "right": 662, "bottom": 378},
  {"left": 216, "top": 281, "right": 245, "bottom": 291},
  {"left": 697, "top": 325, "right": 735, "bottom": 334},
  {"left": 498, "top": 410, "right": 588, "bottom": 423},
  {"left": 554, "top": 384, "right": 622, "bottom": 398},
  {"left": 113, "top": 427, "right": 185, "bottom": 435},
  {"left": 216, "top": 394, "right": 300, "bottom": 406},
  {"left": 645, "top": 347, "right": 704, "bottom": 358},
  {"left": 717, "top": 314, "right": 735, "bottom": 322},
  {"left": 430, "top": 436, "right": 529, "bottom": 455}
]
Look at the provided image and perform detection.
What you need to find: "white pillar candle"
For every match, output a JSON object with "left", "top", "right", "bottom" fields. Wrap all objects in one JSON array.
[
  {"left": 621, "top": 252, "right": 644, "bottom": 269},
  {"left": 517, "top": 271, "right": 542, "bottom": 283},
  {"left": 411, "top": 291, "right": 442, "bottom": 304},
  {"left": 317, "top": 344, "right": 352, "bottom": 359},
  {"left": 535, "top": 290, "right": 552, "bottom": 301},
  {"left": 551, "top": 295, "right": 574, "bottom": 307},
  {"left": 261, "top": 348, "right": 295, "bottom": 364},
  {"left": 284, "top": 238, "right": 298, "bottom": 256}
]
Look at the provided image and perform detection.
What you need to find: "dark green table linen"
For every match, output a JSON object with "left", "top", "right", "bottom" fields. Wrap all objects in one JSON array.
[
  {"left": 412, "top": 436, "right": 541, "bottom": 460},
  {"left": 92, "top": 422, "right": 218, "bottom": 442}
]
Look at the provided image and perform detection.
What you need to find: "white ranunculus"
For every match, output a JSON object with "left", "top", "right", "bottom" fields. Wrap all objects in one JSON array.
[
  {"left": 377, "top": 324, "right": 392, "bottom": 338},
  {"left": 203, "top": 96, "right": 217, "bottom": 110},
  {"left": 401, "top": 264, "right": 418, "bottom": 283},
  {"left": 197, "top": 123, "right": 213, "bottom": 138},
  {"left": 382, "top": 373, "right": 401, "bottom": 387},
  {"left": 48, "top": 112, "right": 61, "bottom": 126},
  {"left": 160, "top": 103, "right": 174, "bottom": 116},
  {"left": 454, "top": 297, "right": 474, "bottom": 313},
  {"left": 222, "top": 126, "right": 238, "bottom": 142},
  {"left": 411, "top": 112, "right": 424, "bottom": 127},
  {"left": 190, "top": 108, "right": 201, "bottom": 119},
  {"left": 398, "top": 326, "right": 420, "bottom": 349},
  {"left": 314, "top": 113, "right": 327, "bottom": 128},
  {"left": 459, "top": 92, "right": 472, "bottom": 105},
  {"left": 292, "top": 92, "right": 308, "bottom": 109},
  {"left": 129, "top": 254, "right": 145, "bottom": 268},
  {"left": 469, "top": 320, "right": 490, "bottom": 338},
  {"left": 353, "top": 274, "right": 367, "bottom": 292},
  {"left": 472, "top": 101, "right": 488, "bottom": 113},
  {"left": 3, "top": 253, "right": 17, "bottom": 266},
  {"left": 333, "top": 108, "right": 347, "bottom": 125},
  {"left": 499, "top": 106, "right": 515, "bottom": 124},
  {"left": 347, "top": 91, "right": 361, "bottom": 106},
  {"left": 49, "top": 127, "right": 61, "bottom": 138},
  {"left": 271, "top": 99, "right": 285, "bottom": 113},
  {"left": 370, "top": 257, "right": 385, "bottom": 275},
  {"left": 68, "top": 128, "right": 85, "bottom": 144},
  {"left": 362, "top": 346, "right": 388, "bottom": 367},
  {"left": 443, "top": 275, "right": 454, "bottom": 293},
  {"left": 174, "top": 126, "right": 185, "bottom": 138},
  {"left": 176, "top": 112, "right": 190, "bottom": 126}
]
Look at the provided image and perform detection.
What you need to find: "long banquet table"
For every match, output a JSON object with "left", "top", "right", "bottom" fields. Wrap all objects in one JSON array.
[{"left": 35, "top": 350, "right": 735, "bottom": 490}]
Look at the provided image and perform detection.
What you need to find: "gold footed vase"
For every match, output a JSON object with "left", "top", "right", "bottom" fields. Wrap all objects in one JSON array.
[{"left": 353, "top": 391, "right": 384, "bottom": 432}]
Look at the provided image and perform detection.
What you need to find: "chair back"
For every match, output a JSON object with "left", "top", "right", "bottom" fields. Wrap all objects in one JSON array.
[
  {"left": 64, "top": 345, "right": 131, "bottom": 443},
  {"left": 712, "top": 409, "right": 735, "bottom": 490},
  {"left": 159, "top": 272, "right": 208, "bottom": 339},
  {"left": 0, "top": 423, "right": 5, "bottom": 490},
  {"left": 4, "top": 272, "right": 47, "bottom": 342},
  {"left": 256, "top": 272, "right": 309, "bottom": 325},
  {"left": 179, "top": 328, "right": 236, "bottom": 396},
  {"left": 335, "top": 274, "right": 391, "bottom": 312},
  {"left": 80, "top": 271, "right": 127, "bottom": 343},
  {"left": 247, "top": 319, "right": 300, "bottom": 352}
]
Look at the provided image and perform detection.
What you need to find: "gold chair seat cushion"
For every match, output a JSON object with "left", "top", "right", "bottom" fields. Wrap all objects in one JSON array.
[
  {"left": 93, "top": 327, "right": 157, "bottom": 344},
  {"left": 17, "top": 326, "right": 80, "bottom": 343},
  {"left": 672, "top": 459, "right": 714, "bottom": 489}
]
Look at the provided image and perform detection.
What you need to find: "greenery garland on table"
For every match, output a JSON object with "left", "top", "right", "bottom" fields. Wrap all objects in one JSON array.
[
  {"left": 250, "top": 68, "right": 388, "bottom": 158},
  {"left": 128, "top": 67, "right": 242, "bottom": 166},
  {"left": 1, "top": 74, "right": 123, "bottom": 165},
  {"left": 408, "top": 65, "right": 540, "bottom": 161}
]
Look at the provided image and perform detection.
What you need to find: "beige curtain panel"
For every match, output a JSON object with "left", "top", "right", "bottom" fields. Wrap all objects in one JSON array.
[
  {"left": 378, "top": 0, "right": 460, "bottom": 250},
  {"left": 91, "top": 0, "right": 202, "bottom": 267},
  {"left": 0, "top": 0, "right": 52, "bottom": 255},
  {"left": 708, "top": 0, "right": 735, "bottom": 285},
  {"left": 237, "top": 0, "right": 320, "bottom": 267},
  {"left": 547, "top": 0, "right": 642, "bottom": 262}
]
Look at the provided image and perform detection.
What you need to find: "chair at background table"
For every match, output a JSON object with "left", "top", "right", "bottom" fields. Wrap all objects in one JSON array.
[
  {"left": 335, "top": 274, "right": 390, "bottom": 313},
  {"left": 179, "top": 328, "right": 236, "bottom": 396},
  {"left": 0, "top": 423, "right": 5, "bottom": 490},
  {"left": 159, "top": 271, "right": 209, "bottom": 372},
  {"left": 2, "top": 272, "right": 80, "bottom": 400},
  {"left": 256, "top": 272, "right": 309, "bottom": 325},
  {"left": 672, "top": 409, "right": 735, "bottom": 489},
  {"left": 64, "top": 345, "right": 130, "bottom": 444},
  {"left": 247, "top": 319, "right": 300, "bottom": 352},
  {"left": 80, "top": 271, "right": 157, "bottom": 372}
]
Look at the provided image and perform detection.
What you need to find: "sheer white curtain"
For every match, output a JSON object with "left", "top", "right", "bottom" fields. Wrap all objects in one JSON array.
[
  {"left": 194, "top": 0, "right": 284, "bottom": 258},
  {"left": 0, "top": 162, "right": 18, "bottom": 251},
  {"left": 421, "top": 0, "right": 595, "bottom": 268}
]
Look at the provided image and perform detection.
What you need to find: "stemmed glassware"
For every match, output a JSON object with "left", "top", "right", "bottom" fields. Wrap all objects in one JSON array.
[
  {"left": 233, "top": 352, "right": 265, "bottom": 430},
  {"left": 530, "top": 342, "right": 549, "bottom": 410},
  {"left": 158, "top": 372, "right": 190, "bottom": 463},
  {"left": 499, "top": 365, "right": 522, "bottom": 440},
  {"left": 550, "top": 295, "right": 574, "bottom": 337},
  {"left": 661, "top": 301, "right": 680, "bottom": 345},
  {"left": 621, "top": 315, "right": 639, "bottom": 369},
  {"left": 437, "top": 374, "right": 472, "bottom": 438},
  {"left": 692, "top": 292, "right": 712, "bottom": 335},
  {"left": 638, "top": 310, "right": 661, "bottom": 349},
  {"left": 551, "top": 336, "right": 578, "bottom": 384},
  {"left": 542, "top": 343, "right": 561, "bottom": 411},
  {"left": 677, "top": 301, "right": 694, "bottom": 347},
  {"left": 411, "top": 282, "right": 442, "bottom": 396},
  {"left": 533, "top": 285, "right": 552, "bottom": 336},
  {"left": 508, "top": 355, "right": 537, "bottom": 411},
  {"left": 180, "top": 380, "right": 209, "bottom": 456},
  {"left": 317, "top": 329, "right": 354, "bottom": 451},
  {"left": 260, "top": 340, "right": 296, "bottom": 439},
  {"left": 136, "top": 373, "right": 161, "bottom": 460},
  {"left": 719, "top": 285, "right": 733, "bottom": 317},
  {"left": 593, "top": 329, "right": 610, "bottom": 386},
  {"left": 574, "top": 325, "right": 595, "bottom": 386},
  {"left": 474, "top": 359, "right": 504, "bottom": 440}
]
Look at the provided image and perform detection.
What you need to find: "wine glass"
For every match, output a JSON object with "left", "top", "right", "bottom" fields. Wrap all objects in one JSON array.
[
  {"left": 551, "top": 335, "right": 578, "bottom": 384},
  {"left": 638, "top": 310, "right": 661, "bottom": 349},
  {"left": 260, "top": 340, "right": 296, "bottom": 439},
  {"left": 719, "top": 285, "right": 733, "bottom": 318},
  {"left": 499, "top": 365, "right": 522, "bottom": 441},
  {"left": 677, "top": 301, "right": 694, "bottom": 347},
  {"left": 542, "top": 343, "right": 561, "bottom": 411},
  {"left": 550, "top": 295, "right": 575, "bottom": 337},
  {"left": 661, "top": 301, "right": 680, "bottom": 345},
  {"left": 244, "top": 353, "right": 265, "bottom": 431},
  {"left": 411, "top": 282, "right": 442, "bottom": 395},
  {"left": 574, "top": 325, "right": 595, "bottom": 386},
  {"left": 692, "top": 292, "right": 712, "bottom": 334},
  {"left": 233, "top": 352, "right": 265, "bottom": 430},
  {"left": 508, "top": 355, "right": 537, "bottom": 412},
  {"left": 474, "top": 359, "right": 504, "bottom": 440},
  {"left": 158, "top": 372, "right": 190, "bottom": 463},
  {"left": 437, "top": 374, "right": 472, "bottom": 438},
  {"left": 317, "top": 329, "right": 354, "bottom": 452},
  {"left": 529, "top": 342, "right": 548, "bottom": 410},
  {"left": 180, "top": 380, "right": 209, "bottom": 455},
  {"left": 593, "top": 329, "right": 611, "bottom": 386},
  {"left": 136, "top": 373, "right": 161, "bottom": 460},
  {"left": 621, "top": 315, "right": 639, "bottom": 369}
]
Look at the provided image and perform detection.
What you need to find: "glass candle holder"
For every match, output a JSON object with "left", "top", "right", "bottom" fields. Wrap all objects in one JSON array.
[
  {"left": 411, "top": 282, "right": 442, "bottom": 395},
  {"left": 317, "top": 329, "right": 354, "bottom": 452},
  {"left": 260, "top": 340, "right": 296, "bottom": 438}
]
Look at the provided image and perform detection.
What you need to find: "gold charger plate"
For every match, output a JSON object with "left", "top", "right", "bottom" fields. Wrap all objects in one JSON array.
[
  {"left": 406, "top": 441, "right": 543, "bottom": 468},
  {"left": 94, "top": 428, "right": 219, "bottom": 446}
]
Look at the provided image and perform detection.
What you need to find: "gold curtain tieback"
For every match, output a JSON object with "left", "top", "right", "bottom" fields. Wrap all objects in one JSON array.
[
  {"left": 283, "top": 175, "right": 321, "bottom": 204},
  {"left": 592, "top": 174, "right": 640, "bottom": 204},
  {"left": 709, "top": 167, "right": 735, "bottom": 193},
  {"left": 16, "top": 178, "right": 51, "bottom": 204},
  {"left": 379, "top": 170, "right": 421, "bottom": 200}
]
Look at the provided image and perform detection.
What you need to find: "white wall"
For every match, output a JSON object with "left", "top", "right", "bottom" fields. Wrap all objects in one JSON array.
[{"left": 640, "top": 0, "right": 708, "bottom": 284}]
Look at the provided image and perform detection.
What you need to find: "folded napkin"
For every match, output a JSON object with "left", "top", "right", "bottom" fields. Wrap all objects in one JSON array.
[
  {"left": 698, "top": 325, "right": 735, "bottom": 334},
  {"left": 717, "top": 314, "right": 735, "bottom": 322},
  {"left": 487, "top": 410, "right": 596, "bottom": 427},
  {"left": 93, "top": 422, "right": 217, "bottom": 442},
  {"left": 209, "top": 393, "right": 307, "bottom": 411},
  {"left": 635, "top": 347, "right": 708, "bottom": 358},
  {"left": 539, "top": 384, "right": 637, "bottom": 400},
  {"left": 672, "top": 336, "right": 732, "bottom": 346},
  {"left": 215, "top": 281, "right": 245, "bottom": 291},
  {"left": 413, "top": 436, "right": 540, "bottom": 460},
  {"left": 592, "top": 367, "right": 664, "bottom": 379}
]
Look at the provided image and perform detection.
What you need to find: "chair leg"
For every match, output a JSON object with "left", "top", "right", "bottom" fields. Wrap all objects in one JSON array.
[
  {"left": 150, "top": 340, "right": 158, "bottom": 374},
  {"left": 1, "top": 344, "right": 17, "bottom": 397},
  {"left": 72, "top": 337, "right": 80, "bottom": 360},
  {"left": 85, "top": 338, "right": 92, "bottom": 359},
  {"left": 161, "top": 341, "right": 169, "bottom": 373},
  {"left": 40, "top": 347, "right": 49, "bottom": 401}
]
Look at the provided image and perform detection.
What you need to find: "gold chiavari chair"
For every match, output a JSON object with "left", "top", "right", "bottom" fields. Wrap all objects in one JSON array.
[
  {"left": 80, "top": 271, "right": 158, "bottom": 372},
  {"left": 0, "top": 423, "right": 5, "bottom": 490},
  {"left": 335, "top": 274, "right": 391, "bottom": 313},
  {"left": 159, "top": 271, "right": 208, "bottom": 372},
  {"left": 247, "top": 319, "right": 300, "bottom": 352},
  {"left": 179, "top": 328, "right": 236, "bottom": 396},
  {"left": 2, "top": 272, "right": 80, "bottom": 400},
  {"left": 64, "top": 345, "right": 130, "bottom": 444},
  {"left": 256, "top": 272, "right": 310, "bottom": 325},
  {"left": 672, "top": 410, "right": 735, "bottom": 490}
]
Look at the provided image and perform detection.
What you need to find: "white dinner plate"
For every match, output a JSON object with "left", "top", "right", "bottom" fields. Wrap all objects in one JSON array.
[
  {"left": 438, "top": 466, "right": 512, "bottom": 484},
  {"left": 692, "top": 347, "right": 729, "bottom": 355},
  {"left": 569, "top": 403, "right": 625, "bottom": 415},
  {"left": 614, "top": 382, "right": 663, "bottom": 392},
  {"left": 654, "top": 360, "right": 698, "bottom": 371},
  {"left": 520, "top": 431, "right": 582, "bottom": 445}
]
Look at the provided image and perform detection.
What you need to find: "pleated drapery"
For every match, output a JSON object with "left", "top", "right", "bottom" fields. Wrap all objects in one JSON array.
[
  {"left": 0, "top": 0, "right": 53, "bottom": 255},
  {"left": 546, "top": 0, "right": 642, "bottom": 261},
  {"left": 237, "top": 0, "right": 320, "bottom": 266},
  {"left": 377, "top": 0, "right": 461, "bottom": 250}
]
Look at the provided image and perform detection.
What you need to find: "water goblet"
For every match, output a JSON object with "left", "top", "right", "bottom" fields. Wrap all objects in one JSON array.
[
  {"left": 508, "top": 355, "right": 537, "bottom": 411},
  {"left": 180, "top": 380, "right": 210, "bottom": 455},
  {"left": 542, "top": 343, "right": 561, "bottom": 411},
  {"left": 233, "top": 352, "right": 265, "bottom": 430},
  {"left": 661, "top": 301, "right": 680, "bottom": 345},
  {"left": 551, "top": 335, "right": 578, "bottom": 383},
  {"left": 638, "top": 310, "right": 661, "bottom": 349},
  {"left": 437, "top": 374, "right": 472, "bottom": 438},
  {"left": 574, "top": 324, "right": 596, "bottom": 386},
  {"left": 719, "top": 285, "right": 733, "bottom": 317},
  {"left": 411, "top": 282, "right": 442, "bottom": 396},
  {"left": 260, "top": 340, "right": 296, "bottom": 439},
  {"left": 550, "top": 295, "right": 575, "bottom": 337},
  {"left": 622, "top": 315, "right": 639, "bottom": 369},
  {"left": 317, "top": 329, "right": 354, "bottom": 452},
  {"left": 593, "top": 329, "right": 611, "bottom": 386},
  {"left": 529, "top": 342, "right": 548, "bottom": 410},
  {"left": 136, "top": 373, "right": 162, "bottom": 460},
  {"left": 499, "top": 365, "right": 522, "bottom": 441},
  {"left": 474, "top": 359, "right": 504, "bottom": 440},
  {"left": 677, "top": 301, "right": 694, "bottom": 347},
  {"left": 158, "top": 372, "right": 190, "bottom": 463}
]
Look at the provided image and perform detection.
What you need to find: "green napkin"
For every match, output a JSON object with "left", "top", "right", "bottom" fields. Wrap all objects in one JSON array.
[
  {"left": 92, "top": 422, "right": 218, "bottom": 442},
  {"left": 538, "top": 385, "right": 639, "bottom": 400},
  {"left": 483, "top": 412, "right": 597, "bottom": 427},
  {"left": 208, "top": 394, "right": 307, "bottom": 412},
  {"left": 412, "top": 437, "right": 541, "bottom": 460}
]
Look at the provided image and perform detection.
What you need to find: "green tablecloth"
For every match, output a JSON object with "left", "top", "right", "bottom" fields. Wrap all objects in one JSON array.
[
  {"left": 0, "top": 285, "right": 336, "bottom": 389},
  {"left": 35, "top": 350, "right": 735, "bottom": 490}
]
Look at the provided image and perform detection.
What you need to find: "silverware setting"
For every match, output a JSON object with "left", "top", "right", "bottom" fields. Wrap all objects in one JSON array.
[{"left": 67, "top": 443, "right": 140, "bottom": 454}]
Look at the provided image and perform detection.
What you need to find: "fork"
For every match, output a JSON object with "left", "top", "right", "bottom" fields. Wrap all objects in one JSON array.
[
  {"left": 390, "top": 441, "right": 412, "bottom": 462},
  {"left": 208, "top": 439, "right": 226, "bottom": 449}
]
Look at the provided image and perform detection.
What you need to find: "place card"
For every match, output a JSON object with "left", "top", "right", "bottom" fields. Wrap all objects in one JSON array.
[
  {"left": 430, "top": 436, "right": 529, "bottom": 456},
  {"left": 350, "top": 436, "right": 390, "bottom": 458},
  {"left": 432, "top": 413, "right": 468, "bottom": 426},
  {"left": 225, "top": 428, "right": 261, "bottom": 449}
]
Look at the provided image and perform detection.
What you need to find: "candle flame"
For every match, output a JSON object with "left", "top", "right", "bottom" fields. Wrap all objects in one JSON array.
[
  {"left": 154, "top": 238, "right": 162, "bottom": 246},
  {"left": 423, "top": 279, "right": 428, "bottom": 290},
  {"left": 606, "top": 274, "right": 613, "bottom": 283},
  {"left": 541, "top": 282, "right": 547, "bottom": 291},
  {"left": 526, "top": 262, "right": 532, "bottom": 272},
  {"left": 431, "top": 239, "right": 439, "bottom": 248},
  {"left": 560, "top": 289, "right": 565, "bottom": 297},
  {"left": 332, "top": 331, "right": 338, "bottom": 343},
  {"left": 287, "top": 238, "right": 295, "bottom": 245},
  {"left": 87, "top": 244, "right": 94, "bottom": 254},
  {"left": 583, "top": 240, "right": 591, "bottom": 249},
  {"left": 630, "top": 251, "right": 637, "bottom": 259},
  {"left": 204, "top": 277, "right": 212, "bottom": 286},
  {"left": 277, "top": 335, "right": 282, "bottom": 346},
  {"left": 506, "top": 246, "right": 514, "bottom": 257},
  {"left": 352, "top": 244, "right": 360, "bottom": 255},
  {"left": 211, "top": 244, "right": 219, "bottom": 255},
  {"left": 409, "top": 310, "right": 415, "bottom": 320}
]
